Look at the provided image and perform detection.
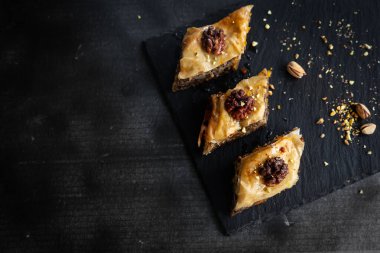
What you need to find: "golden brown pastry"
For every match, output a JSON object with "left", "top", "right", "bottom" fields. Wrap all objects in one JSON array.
[
  {"left": 172, "top": 5, "right": 253, "bottom": 91},
  {"left": 232, "top": 128, "right": 305, "bottom": 215},
  {"left": 198, "top": 69, "right": 271, "bottom": 155}
]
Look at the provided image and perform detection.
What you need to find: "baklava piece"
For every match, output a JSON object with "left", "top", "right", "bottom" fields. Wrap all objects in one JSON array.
[
  {"left": 198, "top": 69, "right": 271, "bottom": 155},
  {"left": 172, "top": 5, "right": 253, "bottom": 91},
  {"left": 232, "top": 128, "right": 305, "bottom": 215}
]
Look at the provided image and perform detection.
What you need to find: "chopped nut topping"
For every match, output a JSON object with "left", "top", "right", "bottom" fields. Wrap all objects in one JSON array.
[
  {"left": 252, "top": 41, "right": 259, "bottom": 47},
  {"left": 258, "top": 157, "right": 288, "bottom": 186},
  {"left": 225, "top": 89, "right": 255, "bottom": 121},
  {"left": 201, "top": 26, "right": 226, "bottom": 55},
  {"left": 320, "top": 133, "right": 326, "bottom": 139},
  {"left": 324, "top": 161, "right": 329, "bottom": 167},
  {"left": 265, "top": 24, "right": 270, "bottom": 30}
]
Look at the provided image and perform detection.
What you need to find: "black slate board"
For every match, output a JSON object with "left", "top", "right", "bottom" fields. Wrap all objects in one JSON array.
[{"left": 145, "top": 0, "right": 380, "bottom": 234}]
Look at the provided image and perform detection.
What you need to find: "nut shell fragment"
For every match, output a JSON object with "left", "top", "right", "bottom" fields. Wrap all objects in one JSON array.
[
  {"left": 360, "top": 123, "right": 376, "bottom": 135},
  {"left": 287, "top": 61, "right": 306, "bottom": 79},
  {"left": 355, "top": 103, "right": 371, "bottom": 119}
]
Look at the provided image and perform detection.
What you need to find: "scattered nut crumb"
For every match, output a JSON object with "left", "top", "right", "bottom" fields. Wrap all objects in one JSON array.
[
  {"left": 267, "top": 10, "right": 272, "bottom": 15},
  {"left": 363, "top": 51, "right": 369, "bottom": 56},
  {"left": 359, "top": 189, "right": 364, "bottom": 194},
  {"left": 324, "top": 161, "right": 329, "bottom": 167},
  {"left": 349, "top": 80, "right": 355, "bottom": 85},
  {"left": 316, "top": 118, "right": 324, "bottom": 125},
  {"left": 252, "top": 41, "right": 259, "bottom": 47},
  {"left": 320, "top": 133, "right": 326, "bottom": 138},
  {"left": 367, "top": 150, "right": 373, "bottom": 155},
  {"left": 265, "top": 24, "right": 270, "bottom": 30}
]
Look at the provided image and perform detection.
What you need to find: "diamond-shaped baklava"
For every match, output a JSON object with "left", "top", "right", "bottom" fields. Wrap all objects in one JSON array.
[
  {"left": 172, "top": 5, "right": 253, "bottom": 91},
  {"left": 198, "top": 69, "right": 271, "bottom": 155},
  {"left": 232, "top": 128, "right": 305, "bottom": 215}
]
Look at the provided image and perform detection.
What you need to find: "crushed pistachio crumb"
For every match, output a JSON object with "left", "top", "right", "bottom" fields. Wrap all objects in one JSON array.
[
  {"left": 321, "top": 35, "right": 328, "bottom": 44},
  {"left": 329, "top": 101, "right": 361, "bottom": 145},
  {"left": 252, "top": 41, "right": 259, "bottom": 47},
  {"left": 265, "top": 24, "right": 270, "bottom": 30},
  {"left": 316, "top": 118, "right": 324, "bottom": 125},
  {"left": 363, "top": 51, "right": 369, "bottom": 56}
]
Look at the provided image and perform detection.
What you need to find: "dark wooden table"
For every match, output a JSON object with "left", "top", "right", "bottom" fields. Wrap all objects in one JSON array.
[{"left": 0, "top": 0, "right": 379, "bottom": 252}]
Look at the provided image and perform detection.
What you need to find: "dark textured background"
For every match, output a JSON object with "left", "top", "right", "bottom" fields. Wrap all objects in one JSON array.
[{"left": 0, "top": 0, "right": 379, "bottom": 252}]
